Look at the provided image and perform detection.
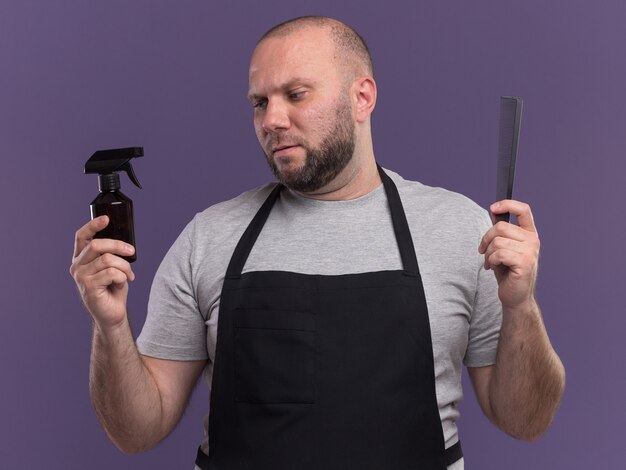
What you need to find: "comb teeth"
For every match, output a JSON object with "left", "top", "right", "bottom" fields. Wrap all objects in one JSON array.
[{"left": 496, "top": 96, "right": 523, "bottom": 202}]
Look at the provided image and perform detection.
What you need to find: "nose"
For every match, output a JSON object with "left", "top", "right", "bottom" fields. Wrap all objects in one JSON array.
[{"left": 261, "top": 99, "right": 291, "bottom": 134}]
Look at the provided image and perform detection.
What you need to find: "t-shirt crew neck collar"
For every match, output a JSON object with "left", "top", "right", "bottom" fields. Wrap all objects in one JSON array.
[{"left": 282, "top": 180, "right": 385, "bottom": 210}]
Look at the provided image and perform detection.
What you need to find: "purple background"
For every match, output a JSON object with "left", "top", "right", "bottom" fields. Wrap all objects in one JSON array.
[{"left": 1, "top": 1, "right": 624, "bottom": 468}]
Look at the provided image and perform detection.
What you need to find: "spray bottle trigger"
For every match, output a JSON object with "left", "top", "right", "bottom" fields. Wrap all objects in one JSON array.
[{"left": 121, "top": 162, "right": 142, "bottom": 189}]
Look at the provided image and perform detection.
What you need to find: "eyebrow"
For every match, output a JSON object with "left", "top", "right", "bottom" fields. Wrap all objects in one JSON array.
[{"left": 247, "top": 78, "right": 315, "bottom": 102}]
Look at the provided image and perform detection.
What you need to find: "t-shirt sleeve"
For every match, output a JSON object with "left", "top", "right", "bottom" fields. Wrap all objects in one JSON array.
[
  {"left": 136, "top": 216, "right": 209, "bottom": 361},
  {"left": 463, "top": 212, "right": 502, "bottom": 368}
]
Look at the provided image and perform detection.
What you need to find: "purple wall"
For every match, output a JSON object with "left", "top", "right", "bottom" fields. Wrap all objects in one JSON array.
[{"left": 2, "top": 1, "right": 624, "bottom": 468}]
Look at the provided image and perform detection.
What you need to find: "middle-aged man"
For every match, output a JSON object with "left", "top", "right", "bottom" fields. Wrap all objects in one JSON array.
[{"left": 70, "top": 16, "right": 565, "bottom": 470}]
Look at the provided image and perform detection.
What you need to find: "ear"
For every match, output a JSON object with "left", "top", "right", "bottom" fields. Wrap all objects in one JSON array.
[{"left": 353, "top": 76, "right": 377, "bottom": 123}]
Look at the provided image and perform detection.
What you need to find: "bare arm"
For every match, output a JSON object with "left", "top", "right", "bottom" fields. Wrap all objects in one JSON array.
[
  {"left": 71, "top": 216, "right": 206, "bottom": 453},
  {"left": 468, "top": 300, "right": 565, "bottom": 440},
  {"left": 90, "top": 318, "right": 206, "bottom": 453},
  {"left": 472, "top": 201, "right": 565, "bottom": 441}
]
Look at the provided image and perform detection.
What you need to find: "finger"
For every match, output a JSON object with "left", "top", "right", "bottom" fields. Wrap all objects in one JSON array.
[
  {"left": 486, "top": 248, "right": 522, "bottom": 270},
  {"left": 73, "top": 216, "right": 109, "bottom": 259},
  {"left": 91, "top": 252, "right": 135, "bottom": 282},
  {"left": 490, "top": 200, "right": 537, "bottom": 232},
  {"left": 478, "top": 222, "right": 530, "bottom": 254},
  {"left": 483, "top": 236, "right": 526, "bottom": 257},
  {"left": 482, "top": 237, "right": 526, "bottom": 269},
  {"left": 73, "top": 237, "right": 135, "bottom": 268},
  {"left": 485, "top": 244, "right": 537, "bottom": 272},
  {"left": 84, "top": 266, "right": 131, "bottom": 292}
]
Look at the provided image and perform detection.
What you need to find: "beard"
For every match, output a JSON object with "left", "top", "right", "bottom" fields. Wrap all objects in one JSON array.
[{"left": 263, "top": 96, "right": 356, "bottom": 193}]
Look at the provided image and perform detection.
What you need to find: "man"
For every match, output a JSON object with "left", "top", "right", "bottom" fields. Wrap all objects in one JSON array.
[{"left": 70, "top": 16, "right": 565, "bottom": 469}]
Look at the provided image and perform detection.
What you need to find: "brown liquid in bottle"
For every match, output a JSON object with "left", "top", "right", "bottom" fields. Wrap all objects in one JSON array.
[{"left": 90, "top": 190, "right": 137, "bottom": 263}]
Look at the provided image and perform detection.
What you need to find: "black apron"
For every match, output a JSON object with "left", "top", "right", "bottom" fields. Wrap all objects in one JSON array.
[{"left": 196, "top": 166, "right": 462, "bottom": 469}]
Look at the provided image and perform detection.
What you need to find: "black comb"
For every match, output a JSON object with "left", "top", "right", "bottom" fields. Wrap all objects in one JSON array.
[{"left": 495, "top": 96, "right": 523, "bottom": 223}]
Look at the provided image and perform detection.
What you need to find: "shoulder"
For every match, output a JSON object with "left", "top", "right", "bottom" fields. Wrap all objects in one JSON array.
[
  {"left": 194, "top": 183, "right": 277, "bottom": 228},
  {"left": 384, "top": 168, "right": 491, "bottom": 234},
  {"left": 177, "top": 182, "right": 277, "bottom": 263},
  {"left": 157, "top": 182, "right": 277, "bottom": 257}
]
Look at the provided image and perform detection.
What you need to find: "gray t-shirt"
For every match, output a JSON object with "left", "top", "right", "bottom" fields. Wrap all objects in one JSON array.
[{"left": 137, "top": 169, "right": 502, "bottom": 470}]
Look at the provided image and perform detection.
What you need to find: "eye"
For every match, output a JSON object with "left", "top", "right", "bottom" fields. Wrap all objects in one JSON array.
[
  {"left": 252, "top": 98, "right": 267, "bottom": 110},
  {"left": 288, "top": 91, "right": 306, "bottom": 101}
]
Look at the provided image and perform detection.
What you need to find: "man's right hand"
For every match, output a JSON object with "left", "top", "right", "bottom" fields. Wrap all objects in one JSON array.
[
  {"left": 70, "top": 215, "right": 136, "bottom": 329},
  {"left": 70, "top": 216, "right": 206, "bottom": 453}
]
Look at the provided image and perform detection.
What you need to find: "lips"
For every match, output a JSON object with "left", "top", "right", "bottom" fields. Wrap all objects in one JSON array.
[
  {"left": 272, "top": 144, "right": 298, "bottom": 154},
  {"left": 271, "top": 144, "right": 302, "bottom": 158}
]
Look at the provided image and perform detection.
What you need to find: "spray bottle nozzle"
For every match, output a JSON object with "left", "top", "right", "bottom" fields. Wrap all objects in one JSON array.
[{"left": 84, "top": 147, "right": 144, "bottom": 189}]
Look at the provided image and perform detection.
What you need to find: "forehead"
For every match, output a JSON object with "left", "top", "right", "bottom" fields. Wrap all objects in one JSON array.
[{"left": 248, "top": 28, "right": 340, "bottom": 94}]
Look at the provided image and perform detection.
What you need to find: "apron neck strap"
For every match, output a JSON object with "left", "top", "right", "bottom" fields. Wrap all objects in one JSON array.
[
  {"left": 225, "top": 183, "right": 283, "bottom": 279},
  {"left": 376, "top": 164, "right": 420, "bottom": 276},
  {"left": 225, "top": 165, "right": 420, "bottom": 279}
]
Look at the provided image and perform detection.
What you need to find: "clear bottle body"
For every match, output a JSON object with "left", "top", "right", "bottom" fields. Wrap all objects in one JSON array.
[{"left": 90, "top": 190, "right": 137, "bottom": 263}]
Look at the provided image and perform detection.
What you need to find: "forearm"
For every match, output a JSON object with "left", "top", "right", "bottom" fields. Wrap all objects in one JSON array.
[
  {"left": 89, "top": 317, "right": 165, "bottom": 453},
  {"left": 489, "top": 299, "right": 565, "bottom": 440}
]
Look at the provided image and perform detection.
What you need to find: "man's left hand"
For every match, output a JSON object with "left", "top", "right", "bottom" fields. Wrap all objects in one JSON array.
[{"left": 478, "top": 200, "right": 540, "bottom": 311}]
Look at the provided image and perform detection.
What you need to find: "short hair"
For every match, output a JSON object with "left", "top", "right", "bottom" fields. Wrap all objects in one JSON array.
[{"left": 257, "top": 16, "right": 374, "bottom": 77}]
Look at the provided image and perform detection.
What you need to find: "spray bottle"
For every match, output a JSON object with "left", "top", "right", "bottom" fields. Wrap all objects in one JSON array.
[{"left": 84, "top": 147, "right": 144, "bottom": 263}]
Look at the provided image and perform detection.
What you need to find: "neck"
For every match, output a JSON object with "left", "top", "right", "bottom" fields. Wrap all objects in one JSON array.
[{"left": 294, "top": 153, "right": 382, "bottom": 201}]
